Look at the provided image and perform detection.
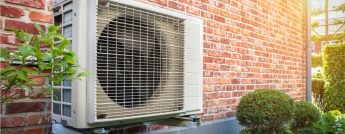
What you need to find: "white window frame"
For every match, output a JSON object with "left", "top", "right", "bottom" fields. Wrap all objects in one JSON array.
[
  {"left": 321, "top": 41, "right": 326, "bottom": 49},
  {"left": 311, "top": 42, "right": 314, "bottom": 52}
]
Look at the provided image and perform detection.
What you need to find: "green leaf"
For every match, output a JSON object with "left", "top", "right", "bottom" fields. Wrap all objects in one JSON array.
[
  {"left": 50, "top": 77, "right": 58, "bottom": 83},
  {"left": 42, "top": 53, "right": 52, "bottom": 61},
  {"left": 4, "top": 28, "right": 19, "bottom": 36},
  {"left": 77, "top": 72, "right": 91, "bottom": 77},
  {"left": 38, "top": 62, "right": 47, "bottom": 70},
  {"left": 40, "top": 38, "right": 54, "bottom": 47},
  {"left": 48, "top": 25, "right": 59, "bottom": 33},
  {"left": 17, "top": 46, "right": 30, "bottom": 56},
  {"left": 0, "top": 66, "right": 15, "bottom": 75},
  {"left": 57, "top": 39, "right": 71, "bottom": 50},
  {"left": 58, "top": 73, "right": 64, "bottom": 81},
  {"left": 18, "top": 70, "right": 29, "bottom": 81},
  {"left": 63, "top": 67, "right": 76, "bottom": 75},
  {"left": 1, "top": 47, "right": 9, "bottom": 60},
  {"left": 33, "top": 22, "right": 44, "bottom": 36},
  {"left": 50, "top": 34, "right": 66, "bottom": 41},
  {"left": 21, "top": 68, "right": 37, "bottom": 74},
  {"left": 63, "top": 54, "right": 75, "bottom": 64}
]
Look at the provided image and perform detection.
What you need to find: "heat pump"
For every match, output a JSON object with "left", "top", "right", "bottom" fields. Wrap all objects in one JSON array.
[{"left": 51, "top": 0, "right": 203, "bottom": 128}]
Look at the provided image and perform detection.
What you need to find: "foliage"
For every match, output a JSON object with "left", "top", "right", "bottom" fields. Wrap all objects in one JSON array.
[
  {"left": 311, "top": 2, "right": 345, "bottom": 42},
  {"left": 0, "top": 23, "right": 90, "bottom": 103},
  {"left": 312, "top": 53, "right": 323, "bottom": 68},
  {"left": 313, "top": 110, "right": 345, "bottom": 134},
  {"left": 239, "top": 129, "right": 253, "bottom": 134},
  {"left": 322, "top": 42, "right": 345, "bottom": 112},
  {"left": 236, "top": 89, "right": 295, "bottom": 134},
  {"left": 312, "top": 78, "right": 325, "bottom": 109},
  {"left": 294, "top": 126, "right": 323, "bottom": 134},
  {"left": 292, "top": 100, "right": 321, "bottom": 129}
]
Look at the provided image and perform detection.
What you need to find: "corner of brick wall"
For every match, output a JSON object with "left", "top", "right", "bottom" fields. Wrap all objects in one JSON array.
[{"left": 1, "top": 0, "right": 54, "bottom": 134}]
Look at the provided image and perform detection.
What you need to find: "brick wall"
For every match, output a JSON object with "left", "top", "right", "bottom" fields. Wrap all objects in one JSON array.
[
  {"left": 1, "top": 0, "right": 307, "bottom": 133},
  {"left": 1, "top": 0, "right": 53, "bottom": 134},
  {"left": 136, "top": 0, "right": 307, "bottom": 123}
]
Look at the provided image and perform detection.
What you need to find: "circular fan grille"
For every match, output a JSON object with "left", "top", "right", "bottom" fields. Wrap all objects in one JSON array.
[{"left": 96, "top": 16, "right": 162, "bottom": 108}]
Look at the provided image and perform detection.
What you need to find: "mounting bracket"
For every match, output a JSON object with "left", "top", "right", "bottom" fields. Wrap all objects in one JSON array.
[{"left": 143, "top": 115, "right": 202, "bottom": 128}]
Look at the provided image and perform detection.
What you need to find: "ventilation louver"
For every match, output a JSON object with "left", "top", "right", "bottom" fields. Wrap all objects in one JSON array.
[{"left": 95, "top": 3, "right": 185, "bottom": 119}]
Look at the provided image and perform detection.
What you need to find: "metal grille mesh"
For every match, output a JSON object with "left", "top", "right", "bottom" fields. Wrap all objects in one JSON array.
[{"left": 95, "top": 2, "right": 185, "bottom": 119}]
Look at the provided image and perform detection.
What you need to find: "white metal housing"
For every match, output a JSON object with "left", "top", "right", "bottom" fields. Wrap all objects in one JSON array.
[{"left": 52, "top": 0, "right": 203, "bottom": 128}]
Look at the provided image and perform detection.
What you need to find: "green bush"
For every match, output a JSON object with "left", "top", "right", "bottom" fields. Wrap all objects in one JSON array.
[
  {"left": 322, "top": 42, "right": 345, "bottom": 112},
  {"left": 311, "top": 78, "right": 325, "bottom": 109},
  {"left": 313, "top": 110, "right": 345, "bottom": 134},
  {"left": 239, "top": 129, "right": 253, "bottom": 134},
  {"left": 236, "top": 89, "right": 296, "bottom": 134},
  {"left": 312, "top": 53, "right": 323, "bottom": 67},
  {"left": 294, "top": 126, "right": 323, "bottom": 134},
  {"left": 292, "top": 101, "right": 321, "bottom": 129}
]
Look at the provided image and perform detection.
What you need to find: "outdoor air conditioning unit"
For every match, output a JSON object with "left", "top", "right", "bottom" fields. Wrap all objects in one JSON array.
[{"left": 51, "top": 0, "right": 203, "bottom": 128}]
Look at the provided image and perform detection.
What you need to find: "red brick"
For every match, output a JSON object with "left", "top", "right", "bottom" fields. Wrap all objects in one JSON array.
[
  {"left": 0, "top": 19, "right": 2, "bottom": 29},
  {"left": 48, "top": 0, "right": 53, "bottom": 10},
  {"left": 208, "top": 6, "right": 219, "bottom": 14},
  {"left": 226, "top": 111, "right": 236, "bottom": 117},
  {"left": 232, "top": 91, "right": 242, "bottom": 97},
  {"left": 29, "top": 88, "right": 50, "bottom": 98},
  {"left": 29, "top": 11, "right": 52, "bottom": 23},
  {"left": 214, "top": 1, "right": 225, "bottom": 9},
  {"left": 231, "top": 14, "right": 241, "bottom": 20},
  {"left": 203, "top": 56, "right": 213, "bottom": 63},
  {"left": 214, "top": 15, "right": 225, "bottom": 23},
  {"left": 194, "top": 1, "right": 207, "bottom": 10},
  {"left": 231, "top": 27, "right": 241, "bottom": 34},
  {"left": 28, "top": 114, "right": 51, "bottom": 125},
  {"left": 231, "top": 1, "right": 239, "bottom": 8},
  {"left": 109, "top": 129, "right": 124, "bottom": 134},
  {"left": 203, "top": 71, "right": 213, "bottom": 77},
  {"left": 47, "top": 101, "right": 51, "bottom": 111},
  {"left": 1, "top": 116, "right": 25, "bottom": 128},
  {"left": 214, "top": 57, "right": 225, "bottom": 64},
  {"left": 201, "top": 115, "right": 213, "bottom": 122},
  {"left": 0, "top": 33, "right": 21, "bottom": 45},
  {"left": 28, "top": 75, "right": 45, "bottom": 85},
  {"left": 5, "top": 0, "right": 45, "bottom": 9},
  {"left": 207, "top": 20, "right": 219, "bottom": 28},
  {"left": 149, "top": 124, "right": 167, "bottom": 131},
  {"left": 168, "top": 1, "right": 185, "bottom": 11},
  {"left": 5, "top": 102, "right": 45, "bottom": 114},
  {"left": 0, "top": 5, "right": 24, "bottom": 18},
  {"left": 186, "top": 6, "right": 200, "bottom": 15},
  {"left": 5, "top": 128, "right": 45, "bottom": 134},
  {"left": 153, "top": 0, "right": 167, "bottom": 6},
  {"left": 178, "top": 0, "right": 193, "bottom": 5},
  {"left": 125, "top": 125, "right": 147, "bottom": 134},
  {"left": 204, "top": 26, "right": 213, "bottom": 34},
  {"left": 1, "top": 89, "right": 25, "bottom": 100},
  {"left": 5, "top": 20, "right": 46, "bottom": 34},
  {"left": 220, "top": 65, "right": 230, "bottom": 71},
  {"left": 220, "top": 10, "right": 230, "bottom": 18},
  {"left": 201, "top": 10, "right": 213, "bottom": 19},
  {"left": 201, "top": 0, "right": 210, "bottom": 4}
]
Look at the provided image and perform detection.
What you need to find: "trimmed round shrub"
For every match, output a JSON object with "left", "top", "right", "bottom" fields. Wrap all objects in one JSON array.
[
  {"left": 294, "top": 126, "right": 323, "bottom": 134},
  {"left": 292, "top": 100, "right": 321, "bottom": 128},
  {"left": 236, "top": 89, "right": 295, "bottom": 133}
]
